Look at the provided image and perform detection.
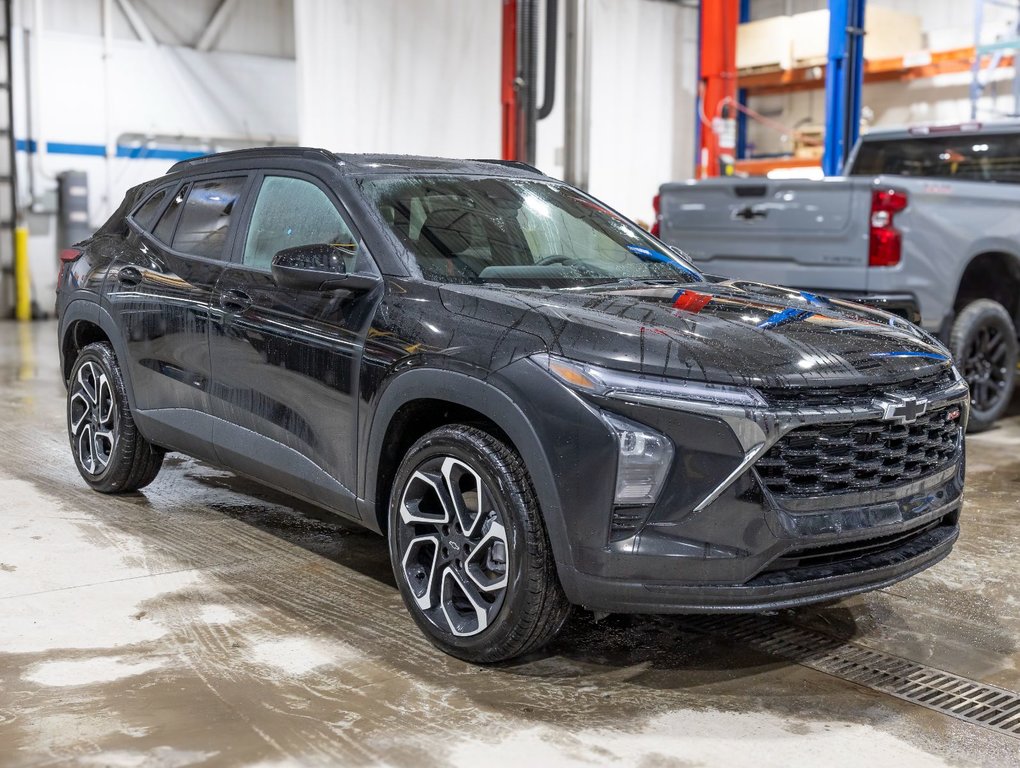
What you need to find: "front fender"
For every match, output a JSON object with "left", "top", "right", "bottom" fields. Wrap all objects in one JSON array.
[{"left": 359, "top": 366, "right": 584, "bottom": 581}]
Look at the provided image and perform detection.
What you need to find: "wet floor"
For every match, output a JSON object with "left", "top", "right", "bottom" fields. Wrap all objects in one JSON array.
[{"left": 1, "top": 320, "right": 1018, "bottom": 767}]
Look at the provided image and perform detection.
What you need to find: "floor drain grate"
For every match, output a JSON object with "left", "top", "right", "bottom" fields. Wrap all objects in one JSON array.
[{"left": 681, "top": 615, "right": 1020, "bottom": 739}]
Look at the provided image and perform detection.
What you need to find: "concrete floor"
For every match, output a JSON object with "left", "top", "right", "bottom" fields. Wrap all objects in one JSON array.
[{"left": 1, "top": 320, "right": 1018, "bottom": 768}]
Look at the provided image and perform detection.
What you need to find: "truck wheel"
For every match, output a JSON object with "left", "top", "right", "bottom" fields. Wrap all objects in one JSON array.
[
  {"left": 950, "top": 299, "right": 1017, "bottom": 433},
  {"left": 388, "top": 424, "right": 571, "bottom": 663}
]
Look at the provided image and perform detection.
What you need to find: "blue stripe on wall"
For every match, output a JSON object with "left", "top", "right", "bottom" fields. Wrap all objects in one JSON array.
[
  {"left": 16, "top": 138, "right": 206, "bottom": 161},
  {"left": 115, "top": 145, "right": 205, "bottom": 160},
  {"left": 48, "top": 142, "right": 107, "bottom": 156}
]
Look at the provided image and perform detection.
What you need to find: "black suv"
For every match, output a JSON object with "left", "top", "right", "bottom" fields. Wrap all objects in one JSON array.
[{"left": 57, "top": 148, "right": 968, "bottom": 662}]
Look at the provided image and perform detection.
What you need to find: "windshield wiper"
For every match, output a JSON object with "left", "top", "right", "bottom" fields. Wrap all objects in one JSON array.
[{"left": 565, "top": 277, "right": 692, "bottom": 292}]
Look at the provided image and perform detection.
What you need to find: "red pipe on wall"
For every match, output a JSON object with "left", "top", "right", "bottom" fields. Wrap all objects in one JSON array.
[
  {"left": 698, "top": 0, "right": 739, "bottom": 177},
  {"left": 501, "top": 0, "right": 518, "bottom": 160}
]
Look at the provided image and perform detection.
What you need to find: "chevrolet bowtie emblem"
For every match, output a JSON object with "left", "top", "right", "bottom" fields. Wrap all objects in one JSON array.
[{"left": 878, "top": 395, "right": 928, "bottom": 424}]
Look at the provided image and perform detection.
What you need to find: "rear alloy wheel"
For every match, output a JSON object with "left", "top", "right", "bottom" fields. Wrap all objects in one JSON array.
[
  {"left": 67, "top": 343, "right": 165, "bottom": 493},
  {"left": 389, "top": 425, "right": 570, "bottom": 662},
  {"left": 950, "top": 299, "right": 1018, "bottom": 433},
  {"left": 69, "top": 357, "right": 117, "bottom": 476}
]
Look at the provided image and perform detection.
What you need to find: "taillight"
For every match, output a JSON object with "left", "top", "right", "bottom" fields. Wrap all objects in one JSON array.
[
  {"left": 868, "top": 188, "right": 907, "bottom": 267},
  {"left": 651, "top": 193, "right": 661, "bottom": 238},
  {"left": 57, "top": 248, "right": 83, "bottom": 286}
]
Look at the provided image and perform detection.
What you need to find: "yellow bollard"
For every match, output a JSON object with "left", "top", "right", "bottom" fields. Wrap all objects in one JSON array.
[
  {"left": 14, "top": 226, "right": 30, "bottom": 321},
  {"left": 18, "top": 317, "right": 34, "bottom": 382}
]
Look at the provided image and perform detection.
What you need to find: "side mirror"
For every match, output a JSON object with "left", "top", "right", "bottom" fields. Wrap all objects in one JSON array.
[{"left": 270, "top": 244, "right": 379, "bottom": 292}]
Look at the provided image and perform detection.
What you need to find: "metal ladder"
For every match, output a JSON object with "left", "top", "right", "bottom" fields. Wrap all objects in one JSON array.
[
  {"left": 970, "top": 0, "right": 1020, "bottom": 119},
  {"left": 0, "top": 0, "right": 17, "bottom": 318}
]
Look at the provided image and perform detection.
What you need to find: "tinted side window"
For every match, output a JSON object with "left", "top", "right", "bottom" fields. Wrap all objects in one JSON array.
[
  {"left": 132, "top": 188, "right": 169, "bottom": 230},
  {"left": 171, "top": 177, "right": 248, "bottom": 259},
  {"left": 242, "top": 176, "right": 355, "bottom": 271},
  {"left": 851, "top": 132, "right": 1020, "bottom": 184},
  {"left": 152, "top": 186, "right": 187, "bottom": 244}
]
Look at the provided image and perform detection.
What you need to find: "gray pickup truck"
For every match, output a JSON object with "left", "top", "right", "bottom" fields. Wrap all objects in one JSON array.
[{"left": 656, "top": 121, "right": 1020, "bottom": 431}]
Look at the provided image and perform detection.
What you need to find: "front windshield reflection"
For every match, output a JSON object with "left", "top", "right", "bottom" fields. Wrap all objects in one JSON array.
[{"left": 364, "top": 176, "right": 703, "bottom": 289}]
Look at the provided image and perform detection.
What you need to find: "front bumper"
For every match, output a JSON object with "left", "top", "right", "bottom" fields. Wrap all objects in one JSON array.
[
  {"left": 505, "top": 358, "right": 969, "bottom": 614},
  {"left": 561, "top": 505, "right": 959, "bottom": 613}
]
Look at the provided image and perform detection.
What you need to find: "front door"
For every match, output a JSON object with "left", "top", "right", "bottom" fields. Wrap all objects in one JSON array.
[
  {"left": 104, "top": 174, "right": 250, "bottom": 455},
  {"left": 207, "top": 172, "right": 380, "bottom": 518}
]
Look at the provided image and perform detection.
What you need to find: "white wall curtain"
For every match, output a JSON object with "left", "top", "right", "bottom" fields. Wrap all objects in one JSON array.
[
  {"left": 295, "top": 0, "right": 502, "bottom": 157},
  {"left": 294, "top": 0, "right": 697, "bottom": 222},
  {"left": 587, "top": 0, "right": 695, "bottom": 223}
]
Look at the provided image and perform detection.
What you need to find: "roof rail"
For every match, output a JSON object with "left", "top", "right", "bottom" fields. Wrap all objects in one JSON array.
[
  {"left": 468, "top": 158, "right": 544, "bottom": 175},
  {"left": 167, "top": 146, "right": 335, "bottom": 173}
]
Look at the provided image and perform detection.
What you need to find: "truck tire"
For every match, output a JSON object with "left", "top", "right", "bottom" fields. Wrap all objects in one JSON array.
[{"left": 950, "top": 299, "right": 1017, "bottom": 433}]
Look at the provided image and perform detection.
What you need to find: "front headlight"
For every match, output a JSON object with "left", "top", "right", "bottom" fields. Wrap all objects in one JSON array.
[
  {"left": 601, "top": 412, "right": 674, "bottom": 505},
  {"left": 530, "top": 353, "right": 767, "bottom": 410}
]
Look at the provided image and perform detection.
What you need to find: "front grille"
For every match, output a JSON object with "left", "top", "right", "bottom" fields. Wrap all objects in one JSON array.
[
  {"left": 756, "top": 406, "right": 962, "bottom": 497},
  {"left": 760, "top": 368, "right": 955, "bottom": 409}
]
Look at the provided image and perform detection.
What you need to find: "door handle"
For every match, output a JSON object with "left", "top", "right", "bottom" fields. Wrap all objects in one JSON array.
[
  {"left": 118, "top": 266, "right": 143, "bottom": 286},
  {"left": 219, "top": 288, "right": 252, "bottom": 313}
]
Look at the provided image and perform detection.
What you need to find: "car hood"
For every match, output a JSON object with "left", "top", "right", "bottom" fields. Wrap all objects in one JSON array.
[{"left": 440, "top": 279, "right": 953, "bottom": 388}]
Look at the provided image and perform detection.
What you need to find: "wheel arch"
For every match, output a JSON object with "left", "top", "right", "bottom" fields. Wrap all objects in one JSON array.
[
  {"left": 360, "top": 368, "right": 574, "bottom": 572},
  {"left": 60, "top": 300, "right": 138, "bottom": 411},
  {"left": 954, "top": 250, "right": 1020, "bottom": 329}
]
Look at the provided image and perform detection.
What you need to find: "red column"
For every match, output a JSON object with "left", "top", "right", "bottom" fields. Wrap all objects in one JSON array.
[
  {"left": 699, "top": 0, "right": 739, "bottom": 178},
  {"left": 501, "top": 0, "right": 518, "bottom": 160}
]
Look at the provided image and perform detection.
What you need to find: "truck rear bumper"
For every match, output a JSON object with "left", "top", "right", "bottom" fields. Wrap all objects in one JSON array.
[{"left": 816, "top": 291, "right": 921, "bottom": 325}]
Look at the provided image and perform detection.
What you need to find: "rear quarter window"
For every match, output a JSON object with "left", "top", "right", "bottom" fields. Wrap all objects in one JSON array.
[
  {"left": 851, "top": 132, "right": 1020, "bottom": 183},
  {"left": 131, "top": 188, "right": 170, "bottom": 230},
  {"left": 153, "top": 187, "right": 187, "bottom": 244}
]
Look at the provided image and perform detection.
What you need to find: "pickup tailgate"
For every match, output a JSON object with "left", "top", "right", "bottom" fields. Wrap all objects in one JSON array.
[{"left": 658, "top": 177, "right": 872, "bottom": 291}]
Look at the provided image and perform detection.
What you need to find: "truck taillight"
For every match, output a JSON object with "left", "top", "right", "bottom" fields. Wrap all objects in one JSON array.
[
  {"left": 869, "top": 188, "right": 907, "bottom": 267},
  {"left": 651, "top": 193, "right": 661, "bottom": 238}
]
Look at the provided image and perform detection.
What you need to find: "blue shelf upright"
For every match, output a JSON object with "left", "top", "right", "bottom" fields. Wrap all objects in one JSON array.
[{"left": 823, "top": 0, "right": 867, "bottom": 176}]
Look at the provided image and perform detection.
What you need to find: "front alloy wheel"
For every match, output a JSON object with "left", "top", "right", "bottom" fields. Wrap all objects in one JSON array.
[
  {"left": 388, "top": 425, "right": 570, "bottom": 662},
  {"left": 396, "top": 456, "right": 509, "bottom": 637}
]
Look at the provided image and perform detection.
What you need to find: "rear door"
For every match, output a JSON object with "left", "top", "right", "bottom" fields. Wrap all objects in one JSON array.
[
  {"left": 105, "top": 173, "right": 252, "bottom": 455},
  {"left": 658, "top": 178, "right": 871, "bottom": 291},
  {"left": 207, "top": 170, "right": 380, "bottom": 518}
]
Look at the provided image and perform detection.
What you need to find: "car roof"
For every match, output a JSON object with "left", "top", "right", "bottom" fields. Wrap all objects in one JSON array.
[{"left": 167, "top": 146, "right": 546, "bottom": 179}]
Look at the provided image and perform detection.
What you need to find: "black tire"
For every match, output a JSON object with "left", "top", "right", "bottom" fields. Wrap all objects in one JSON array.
[
  {"left": 949, "top": 299, "right": 1018, "bottom": 433},
  {"left": 388, "top": 425, "right": 571, "bottom": 663},
  {"left": 67, "top": 342, "right": 165, "bottom": 493}
]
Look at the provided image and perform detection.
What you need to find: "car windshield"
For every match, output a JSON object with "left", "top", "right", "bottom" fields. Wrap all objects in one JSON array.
[{"left": 362, "top": 175, "right": 703, "bottom": 288}]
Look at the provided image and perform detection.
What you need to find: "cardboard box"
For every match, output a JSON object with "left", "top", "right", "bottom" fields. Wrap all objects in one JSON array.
[
  {"left": 737, "top": 15, "right": 793, "bottom": 71},
  {"left": 791, "top": 7, "right": 924, "bottom": 66},
  {"left": 864, "top": 5, "right": 925, "bottom": 61}
]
